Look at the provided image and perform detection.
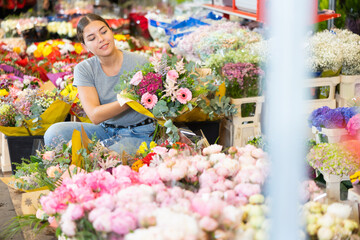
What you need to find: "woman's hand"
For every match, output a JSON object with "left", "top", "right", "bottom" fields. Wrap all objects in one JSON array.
[{"left": 77, "top": 86, "right": 129, "bottom": 124}]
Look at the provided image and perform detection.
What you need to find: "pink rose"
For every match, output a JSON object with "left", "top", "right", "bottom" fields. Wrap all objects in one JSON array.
[
  {"left": 42, "top": 151, "right": 55, "bottom": 161},
  {"left": 111, "top": 209, "right": 137, "bottom": 235},
  {"left": 199, "top": 216, "right": 218, "bottom": 232},
  {"left": 141, "top": 92, "right": 158, "bottom": 109},
  {"left": 46, "top": 165, "right": 62, "bottom": 178},
  {"left": 166, "top": 70, "right": 179, "bottom": 82},
  {"left": 130, "top": 71, "right": 143, "bottom": 85},
  {"left": 176, "top": 88, "right": 192, "bottom": 104}
]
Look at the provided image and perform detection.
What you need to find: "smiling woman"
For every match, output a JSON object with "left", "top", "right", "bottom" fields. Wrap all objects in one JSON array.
[{"left": 44, "top": 14, "right": 155, "bottom": 155}]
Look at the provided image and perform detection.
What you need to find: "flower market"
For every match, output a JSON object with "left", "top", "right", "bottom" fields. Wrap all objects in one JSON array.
[{"left": 1, "top": 0, "right": 360, "bottom": 239}]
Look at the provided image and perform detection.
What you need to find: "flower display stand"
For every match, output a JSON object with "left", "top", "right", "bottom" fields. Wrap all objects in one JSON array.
[
  {"left": 0, "top": 133, "right": 11, "bottom": 173},
  {"left": 305, "top": 76, "right": 340, "bottom": 114},
  {"left": 219, "top": 96, "right": 264, "bottom": 147},
  {"left": 336, "top": 75, "right": 360, "bottom": 107},
  {"left": 322, "top": 171, "right": 350, "bottom": 202},
  {"left": 312, "top": 126, "right": 349, "bottom": 144},
  {"left": 5, "top": 135, "right": 44, "bottom": 174}
]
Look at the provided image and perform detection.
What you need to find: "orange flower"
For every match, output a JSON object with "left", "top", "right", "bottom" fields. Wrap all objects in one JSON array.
[
  {"left": 131, "top": 159, "right": 144, "bottom": 172},
  {"left": 33, "top": 49, "right": 43, "bottom": 58},
  {"left": 13, "top": 47, "right": 21, "bottom": 54}
]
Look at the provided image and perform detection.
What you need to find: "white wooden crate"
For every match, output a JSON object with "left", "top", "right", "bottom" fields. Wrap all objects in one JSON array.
[
  {"left": 0, "top": 133, "right": 11, "bottom": 173},
  {"left": 305, "top": 76, "right": 340, "bottom": 114},
  {"left": 337, "top": 75, "right": 360, "bottom": 107},
  {"left": 219, "top": 96, "right": 264, "bottom": 147}
]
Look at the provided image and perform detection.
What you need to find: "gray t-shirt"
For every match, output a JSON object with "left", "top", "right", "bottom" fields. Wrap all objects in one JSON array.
[{"left": 73, "top": 51, "right": 149, "bottom": 126}]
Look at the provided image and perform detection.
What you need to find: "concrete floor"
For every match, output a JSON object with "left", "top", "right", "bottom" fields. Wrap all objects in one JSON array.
[{"left": 0, "top": 171, "right": 57, "bottom": 240}]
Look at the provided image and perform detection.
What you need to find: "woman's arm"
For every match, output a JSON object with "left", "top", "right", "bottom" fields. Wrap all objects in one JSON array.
[{"left": 77, "top": 86, "right": 129, "bottom": 125}]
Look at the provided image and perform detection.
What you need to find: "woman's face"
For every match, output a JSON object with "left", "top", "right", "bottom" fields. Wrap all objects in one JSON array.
[{"left": 82, "top": 20, "right": 115, "bottom": 57}]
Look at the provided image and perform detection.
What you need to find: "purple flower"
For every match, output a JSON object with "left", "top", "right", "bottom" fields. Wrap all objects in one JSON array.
[{"left": 136, "top": 72, "right": 163, "bottom": 95}]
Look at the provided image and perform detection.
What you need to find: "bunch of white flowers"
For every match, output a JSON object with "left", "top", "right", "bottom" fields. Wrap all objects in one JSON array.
[
  {"left": 305, "top": 30, "right": 343, "bottom": 73},
  {"left": 333, "top": 29, "right": 360, "bottom": 75}
]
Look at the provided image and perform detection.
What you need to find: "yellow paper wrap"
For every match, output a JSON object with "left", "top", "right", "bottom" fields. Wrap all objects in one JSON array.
[
  {"left": 0, "top": 176, "right": 49, "bottom": 192},
  {"left": 24, "top": 100, "right": 71, "bottom": 136},
  {"left": 21, "top": 190, "right": 50, "bottom": 215}
]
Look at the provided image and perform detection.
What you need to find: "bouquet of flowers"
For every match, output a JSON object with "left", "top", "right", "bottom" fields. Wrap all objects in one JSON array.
[
  {"left": 306, "top": 142, "right": 360, "bottom": 176},
  {"left": 305, "top": 30, "right": 343, "bottom": 76},
  {"left": 332, "top": 28, "right": 360, "bottom": 75},
  {"left": 117, "top": 52, "right": 235, "bottom": 141},
  {"left": 0, "top": 86, "right": 72, "bottom": 136},
  {"left": 222, "top": 62, "right": 264, "bottom": 99}
]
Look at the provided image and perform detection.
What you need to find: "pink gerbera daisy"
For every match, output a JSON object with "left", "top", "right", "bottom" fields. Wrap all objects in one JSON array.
[
  {"left": 176, "top": 88, "right": 192, "bottom": 104},
  {"left": 141, "top": 92, "right": 158, "bottom": 109}
]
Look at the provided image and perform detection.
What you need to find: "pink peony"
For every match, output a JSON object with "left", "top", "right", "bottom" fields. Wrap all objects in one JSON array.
[
  {"left": 139, "top": 165, "right": 163, "bottom": 185},
  {"left": 157, "top": 165, "right": 172, "bottom": 182},
  {"left": 347, "top": 114, "right": 360, "bottom": 135},
  {"left": 89, "top": 207, "right": 112, "bottom": 223},
  {"left": 42, "top": 151, "right": 55, "bottom": 161},
  {"left": 141, "top": 92, "right": 158, "bottom": 109},
  {"left": 94, "top": 194, "right": 116, "bottom": 210},
  {"left": 46, "top": 165, "right": 62, "bottom": 178},
  {"left": 92, "top": 212, "right": 112, "bottom": 232},
  {"left": 166, "top": 70, "right": 179, "bottom": 82},
  {"left": 176, "top": 88, "right": 192, "bottom": 104},
  {"left": 66, "top": 204, "right": 84, "bottom": 221},
  {"left": 199, "top": 216, "right": 219, "bottom": 232},
  {"left": 234, "top": 183, "right": 261, "bottom": 197},
  {"left": 60, "top": 219, "right": 77, "bottom": 237},
  {"left": 130, "top": 71, "right": 143, "bottom": 85},
  {"left": 203, "top": 144, "right": 223, "bottom": 155},
  {"left": 111, "top": 209, "right": 137, "bottom": 235}
]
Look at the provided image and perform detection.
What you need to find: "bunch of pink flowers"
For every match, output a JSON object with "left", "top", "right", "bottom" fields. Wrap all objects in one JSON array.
[{"left": 39, "top": 144, "right": 270, "bottom": 239}]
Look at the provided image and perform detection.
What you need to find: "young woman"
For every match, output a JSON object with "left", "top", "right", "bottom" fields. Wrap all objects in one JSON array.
[{"left": 44, "top": 14, "right": 154, "bottom": 154}]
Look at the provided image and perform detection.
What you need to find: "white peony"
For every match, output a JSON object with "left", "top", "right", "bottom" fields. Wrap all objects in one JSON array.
[
  {"left": 317, "top": 227, "right": 333, "bottom": 240},
  {"left": 326, "top": 203, "right": 352, "bottom": 219}
]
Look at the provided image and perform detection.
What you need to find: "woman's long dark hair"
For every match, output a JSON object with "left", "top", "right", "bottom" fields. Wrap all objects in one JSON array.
[{"left": 77, "top": 13, "right": 111, "bottom": 44}]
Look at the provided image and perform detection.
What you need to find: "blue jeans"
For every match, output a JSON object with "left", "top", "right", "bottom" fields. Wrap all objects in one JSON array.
[{"left": 44, "top": 122, "right": 155, "bottom": 155}]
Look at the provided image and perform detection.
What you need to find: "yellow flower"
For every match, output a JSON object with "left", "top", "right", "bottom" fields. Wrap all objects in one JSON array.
[
  {"left": 43, "top": 45, "right": 53, "bottom": 57},
  {"left": 137, "top": 142, "right": 148, "bottom": 155},
  {"left": 61, "top": 84, "right": 78, "bottom": 102},
  {"left": 51, "top": 40, "right": 64, "bottom": 47},
  {"left": 13, "top": 47, "right": 21, "bottom": 54},
  {"left": 74, "top": 43, "right": 83, "bottom": 54},
  {"left": 37, "top": 42, "right": 47, "bottom": 52},
  {"left": 149, "top": 141, "right": 157, "bottom": 149},
  {"left": 350, "top": 171, "right": 360, "bottom": 182},
  {"left": 131, "top": 160, "right": 144, "bottom": 172},
  {"left": 114, "top": 34, "right": 127, "bottom": 41},
  {"left": 0, "top": 89, "right": 9, "bottom": 97}
]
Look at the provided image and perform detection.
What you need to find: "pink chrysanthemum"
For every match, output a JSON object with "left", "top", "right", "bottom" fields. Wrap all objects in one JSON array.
[
  {"left": 176, "top": 88, "right": 192, "bottom": 104},
  {"left": 141, "top": 93, "right": 158, "bottom": 109}
]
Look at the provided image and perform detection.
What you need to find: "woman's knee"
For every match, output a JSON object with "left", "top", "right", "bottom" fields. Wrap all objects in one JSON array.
[{"left": 44, "top": 122, "right": 78, "bottom": 146}]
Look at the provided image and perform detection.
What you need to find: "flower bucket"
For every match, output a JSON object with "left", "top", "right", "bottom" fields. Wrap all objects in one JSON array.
[
  {"left": 5, "top": 135, "right": 43, "bottom": 174},
  {"left": 312, "top": 126, "right": 349, "bottom": 144},
  {"left": 321, "top": 171, "right": 350, "bottom": 202}
]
